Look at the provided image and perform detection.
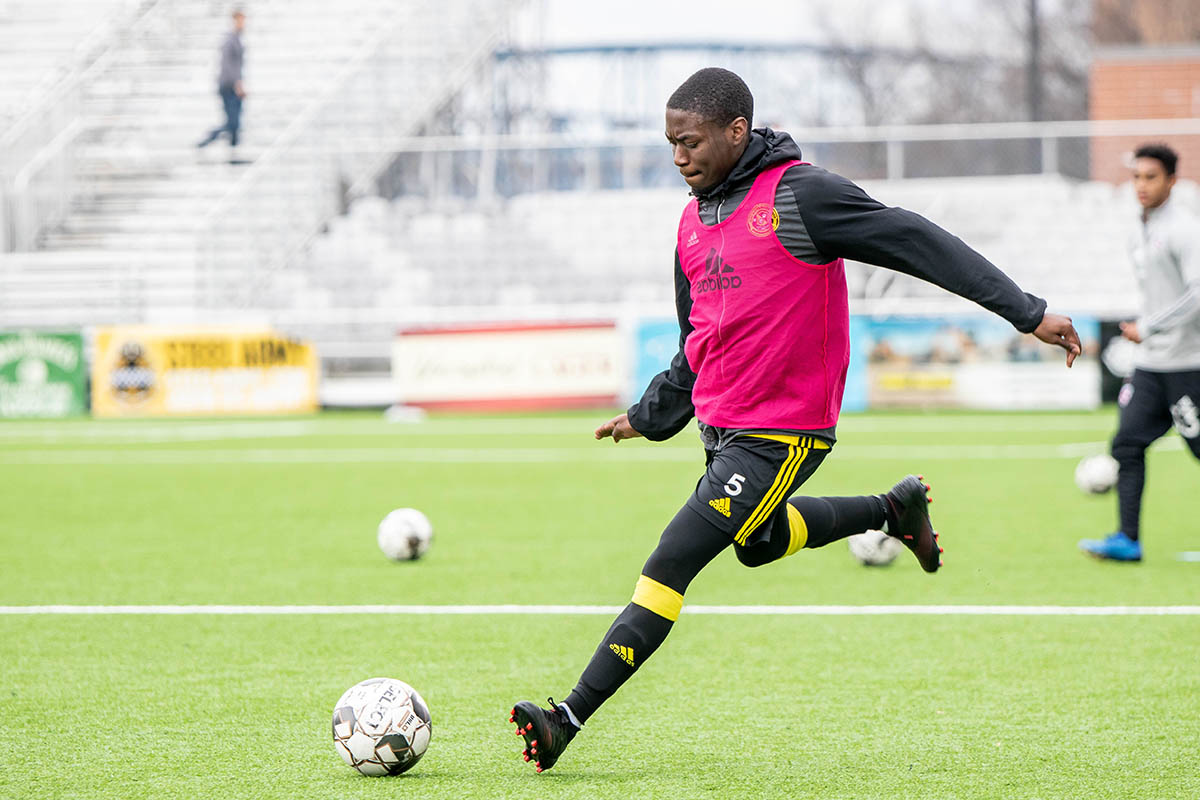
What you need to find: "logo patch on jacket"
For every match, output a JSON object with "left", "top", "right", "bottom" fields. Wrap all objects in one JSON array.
[
  {"left": 747, "top": 203, "right": 780, "bottom": 237},
  {"left": 686, "top": 230, "right": 700, "bottom": 248}
]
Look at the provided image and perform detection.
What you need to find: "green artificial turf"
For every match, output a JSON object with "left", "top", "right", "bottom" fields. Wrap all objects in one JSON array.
[{"left": 1, "top": 410, "right": 1197, "bottom": 799}]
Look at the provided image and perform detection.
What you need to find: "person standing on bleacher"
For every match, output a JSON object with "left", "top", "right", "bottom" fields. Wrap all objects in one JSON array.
[{"left": 196, "top": 9, "right": 246, "bottom": 160}]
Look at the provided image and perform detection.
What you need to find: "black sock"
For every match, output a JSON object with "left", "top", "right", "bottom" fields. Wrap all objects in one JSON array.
[
  {"left": 563, "top": 603, "right": 673, "bottom": 724},
  {"left": 561, "top": 505, "right": 730, "bottom": 724},
  {"left": 794, "top": 495, "right": 889, "bottom": 549}
]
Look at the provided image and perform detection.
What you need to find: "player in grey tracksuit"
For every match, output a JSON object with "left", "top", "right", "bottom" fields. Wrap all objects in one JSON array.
[{"left": 1080, "top": 143, "right": 1200, "bottom": 562}]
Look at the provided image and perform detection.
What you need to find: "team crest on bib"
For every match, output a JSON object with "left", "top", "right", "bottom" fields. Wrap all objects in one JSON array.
[{"left": 747, "top": 203, "right": 779, "bottom": 237}]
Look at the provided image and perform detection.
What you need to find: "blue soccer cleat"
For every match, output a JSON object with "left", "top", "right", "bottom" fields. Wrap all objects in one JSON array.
[{"left": 1078, "top": 531, "right": 1142, "bottom": 562}]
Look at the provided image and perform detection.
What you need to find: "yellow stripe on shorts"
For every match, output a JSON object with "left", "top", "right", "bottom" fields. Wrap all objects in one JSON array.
[
  {"left": 735, "top": 444, "right": 809, "bottom": 545},
  {"left": 748, "top": 433, "right": 800, "bottom": 446},
  {"left": 750, "top": 433, "right": 831, "bottom": 450},
  {"left": 631, "top": 574, "right": 684, "bottom": 621}
]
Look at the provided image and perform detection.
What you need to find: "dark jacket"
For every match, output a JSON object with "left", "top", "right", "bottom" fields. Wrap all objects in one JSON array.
[{"left": 627, "top": 128, "right": 1047, "bottom": 441}]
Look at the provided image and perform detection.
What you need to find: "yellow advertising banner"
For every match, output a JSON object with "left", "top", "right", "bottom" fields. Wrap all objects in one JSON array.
[{"left": 91, "top": 325, "right": 319, "bottom": 417}]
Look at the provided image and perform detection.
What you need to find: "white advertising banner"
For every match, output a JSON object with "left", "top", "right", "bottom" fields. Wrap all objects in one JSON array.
[{"left": 392, "top": 322, "right": 623, "bottom": 410}]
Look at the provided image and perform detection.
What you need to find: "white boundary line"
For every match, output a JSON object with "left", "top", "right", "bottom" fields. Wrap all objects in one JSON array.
[
  {"left": 0, "top": 438, "right": 1185, "bottom": 464},
  {"left": 0, "top": 415, "right": 1121, "bottom": 442},
  {"left": 1, "top": 605, "right": 1197, "bottom": 616}
]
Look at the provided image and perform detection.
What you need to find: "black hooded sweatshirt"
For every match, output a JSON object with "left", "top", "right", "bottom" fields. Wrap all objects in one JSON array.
[{"left": 627, "top": 128, "right": 1048, "bottom": 442}]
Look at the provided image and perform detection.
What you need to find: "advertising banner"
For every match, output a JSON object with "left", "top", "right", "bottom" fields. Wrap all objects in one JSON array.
[
  {"left": 631, "top": 318, "right": 680, "bottom": 402},
  {"left": 632, "top": 315, "right": 1101, "bottom": 412},
  {"left": 91, "top": 326, "right": 319, "bottom": 417},
  {"left": 393, "top": 322, "right": 622, "bottom": 410},
  {"left": 0, "top": 331, "right": 87, "bottom": 418},
  {"left": 855, "top": 315, "right": 1102, "bottom": 410}
]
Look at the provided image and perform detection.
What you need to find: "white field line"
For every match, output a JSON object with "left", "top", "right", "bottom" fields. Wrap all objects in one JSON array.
[
  {"left": 0, "top": 415, "right": 1121, "bottom": 443},
  {"left": 0, "top": 439, "right": 1184, "bottom": 464},
  {"left": 1, "top": 604, "right": 1197, "bottom": 616}
]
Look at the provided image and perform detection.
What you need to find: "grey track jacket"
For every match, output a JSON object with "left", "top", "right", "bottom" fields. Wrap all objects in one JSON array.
[{"left": 1129, "top": 196, "right": 1200, "bottom": 371}]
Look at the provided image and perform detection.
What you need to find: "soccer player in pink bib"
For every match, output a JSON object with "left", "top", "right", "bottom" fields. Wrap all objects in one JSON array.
[{"left": 510, "top": 68, "right": 1081, "bottom": 772}]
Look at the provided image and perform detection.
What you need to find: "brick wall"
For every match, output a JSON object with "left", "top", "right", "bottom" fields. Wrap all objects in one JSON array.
[{"left": 1090, "top": 48, "right": 1200, "bottom": 183}]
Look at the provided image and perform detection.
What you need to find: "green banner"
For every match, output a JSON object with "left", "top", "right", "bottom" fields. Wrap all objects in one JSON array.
[{"left": 0, "top": 331, "right": 87, "bottom": 418}]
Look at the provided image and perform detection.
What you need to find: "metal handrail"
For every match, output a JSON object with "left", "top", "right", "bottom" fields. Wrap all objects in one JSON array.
[
  {"left": 0, "top": 0, "right": 171, "bottom": 251},
  {"left": 196, "top": 0, "right": 514, "bottom": 308}
]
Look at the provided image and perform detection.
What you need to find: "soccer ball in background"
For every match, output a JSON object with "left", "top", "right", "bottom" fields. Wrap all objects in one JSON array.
[
  {"left": 377, "top": 508, "right": 433, "bottom": 560},
  {"left": 847, "top": 529, "right": 904, "bottom": 566},
  {"left": 1075, "top": 454, "right": 1119, "bottom": 494},
  {"left": 332, "top": 678, "right": 432, "bottom": 776}
]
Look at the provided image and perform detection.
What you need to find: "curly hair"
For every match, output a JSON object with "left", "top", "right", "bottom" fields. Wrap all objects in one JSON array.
[
  {"left": 667, "top": 67, "right": 753, "bottom": 128},
  {"left": 1134, "top": 143, "right": 1178, "bottom": 175}
]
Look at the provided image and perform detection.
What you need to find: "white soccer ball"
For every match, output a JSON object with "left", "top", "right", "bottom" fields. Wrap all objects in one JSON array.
[
  {"left": 332, "top": 678, "right": 432, "bottom": 776},
  {"left": 847, "top": 529, "right": 904, "bottom": 566},
  {"left": 377, "top": 508, "right": 433, "bottom": 561},
  {"left": 1075, "top": 454, "right": 1119, "bottom": 494}
]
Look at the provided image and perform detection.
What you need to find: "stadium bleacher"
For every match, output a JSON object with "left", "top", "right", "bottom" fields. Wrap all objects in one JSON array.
[
  {"left": 0, "top": 0, "right": 134, "bottom": 129},
  {"left": 0, "top": 0, "right": 510, "bottom": 332},
  {"left": 300, "top": 173, "right": 1187, "bottom": 329},
  {"left": 2, "top": 2, "right": 1195, "bottom": 391}
]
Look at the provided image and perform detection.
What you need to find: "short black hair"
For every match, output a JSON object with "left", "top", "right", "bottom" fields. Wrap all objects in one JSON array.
[
  {"left": 1134, "top": 142, "right": 1178, "bottom": 175},
  {"left": 667, "top": 68, "right": 753, "bottom": 128}
]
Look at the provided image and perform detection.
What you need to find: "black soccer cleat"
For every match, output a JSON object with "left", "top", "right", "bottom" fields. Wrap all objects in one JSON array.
[
  {"left": 885, "top": 474, "right": 943, "bottom": 573},
  {"left": 509, "top": 697, "right": 578, "bottom": 773}
]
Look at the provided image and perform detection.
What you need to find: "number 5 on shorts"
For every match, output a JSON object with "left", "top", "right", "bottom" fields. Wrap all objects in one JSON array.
[{"left": 724, "top": 473, "right": 746, "bottom": 496}]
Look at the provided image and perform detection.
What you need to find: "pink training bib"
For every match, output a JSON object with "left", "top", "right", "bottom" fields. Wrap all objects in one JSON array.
[{"left": 677, "top": 161, "right": 850, "bottom": 430}]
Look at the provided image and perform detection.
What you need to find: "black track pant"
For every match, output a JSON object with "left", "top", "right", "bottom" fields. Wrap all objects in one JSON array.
[
  {"left": 562, "top": 441, "right": 891, "bottom": 724},
  {"left": 1111, "top": 368, "right": 1200, "bottom": 539}
]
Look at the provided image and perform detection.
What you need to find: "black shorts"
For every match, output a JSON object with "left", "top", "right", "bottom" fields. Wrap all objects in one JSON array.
[
  {"left": 685, "top": 433, "right": 831, "bottom": 547},
  {"left": 1116, "top": 368, "right": 1200, "bottom": 453}
]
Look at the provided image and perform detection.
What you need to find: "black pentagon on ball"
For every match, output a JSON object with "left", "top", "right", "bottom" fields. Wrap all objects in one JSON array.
[
  {"left": 331, "top": 706, "right": 357, "bottom": 738},
  {"left": 409, "top": 694, "right": 431, "bottom": 725},
  {"left": 405, "top": 534, "right": 422, "bottom": 559},
  {"left": 374, "top": 733, "right": 413, "bottom": 765}
]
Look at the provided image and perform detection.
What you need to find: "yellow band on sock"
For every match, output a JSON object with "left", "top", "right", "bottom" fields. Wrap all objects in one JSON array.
[
  {"left": 632, "top": 574, "right": 684, "bottom": 621},
  {"left": 784, "top": 503, "right": 808, "bottom": 558}
]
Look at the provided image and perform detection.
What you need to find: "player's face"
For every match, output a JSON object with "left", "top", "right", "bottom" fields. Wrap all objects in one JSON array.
[
  {"left": 1132, "top": 157, "right": 1174, "bottom": 210},
  {"left": 665, "top": 108, "right": 748, "bottom": 192}
]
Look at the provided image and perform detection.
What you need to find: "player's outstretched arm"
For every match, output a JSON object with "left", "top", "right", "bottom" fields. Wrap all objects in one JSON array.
[
  {"left": 595, "top": 413, "right": 643, "bottom": 443},
  {"left": 1032, "top": 312, "right": 1082, "bottom": 367}
]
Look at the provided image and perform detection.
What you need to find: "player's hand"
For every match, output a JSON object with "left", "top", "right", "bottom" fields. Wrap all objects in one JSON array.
[
  {"left": 234, "top": 81, "right": 246, "bottom": 99},
  {"left": 1032, "top": 312, "right": 1082, "bottom": 367},
  {"left": 594, "top": 413, "right": 643, "bottom": 443},
  {"left": 1119, "top": 320, "right": 1142, "bottom": 343}
]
